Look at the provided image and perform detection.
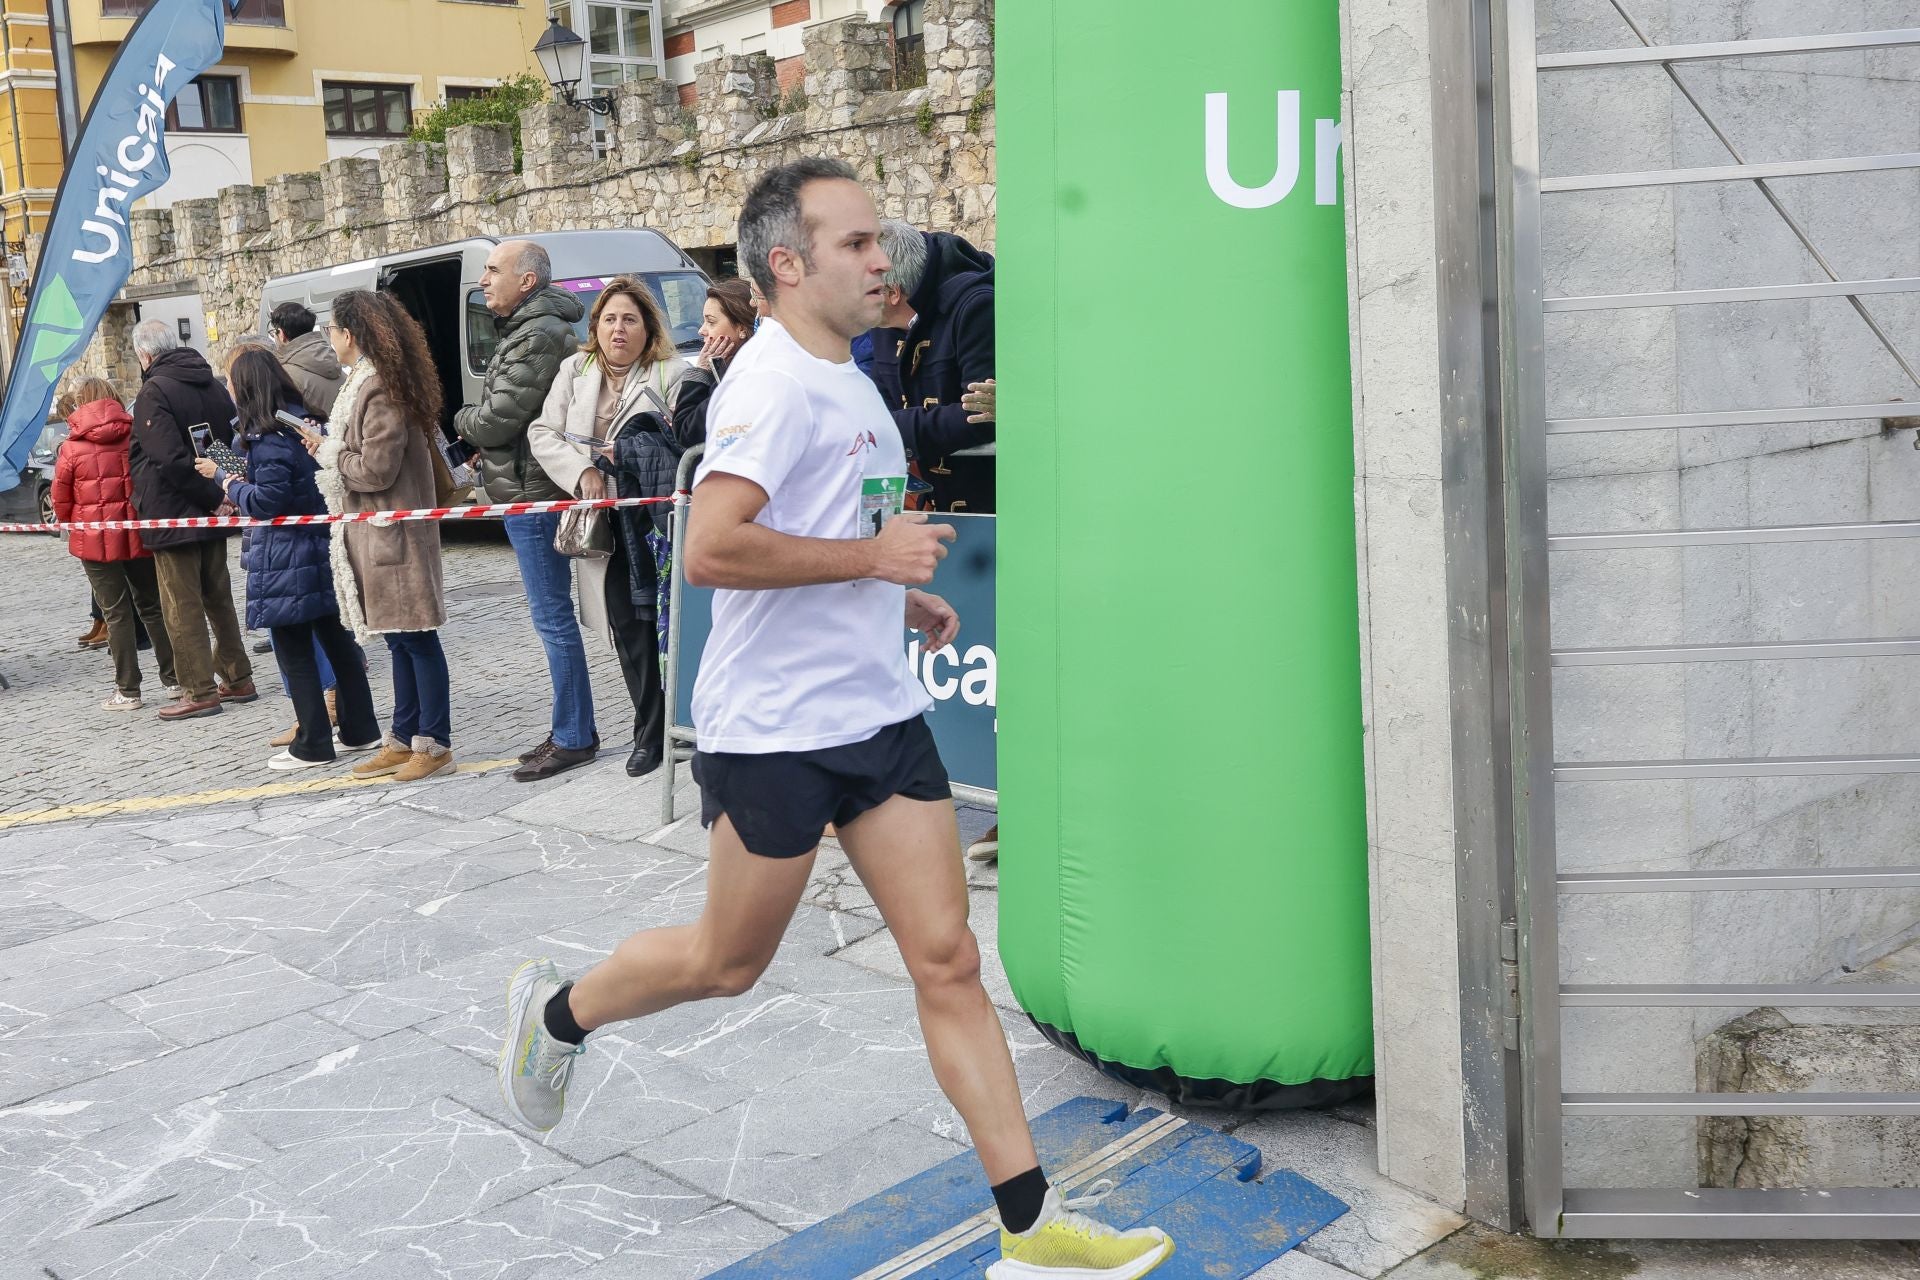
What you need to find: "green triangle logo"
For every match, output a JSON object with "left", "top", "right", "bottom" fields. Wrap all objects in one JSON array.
[
  {"left": 27, "top": 274, "right": 85, "bottom": 381},
  {"left": 30, "top": 273, "right": 84, "bottom": 334}
]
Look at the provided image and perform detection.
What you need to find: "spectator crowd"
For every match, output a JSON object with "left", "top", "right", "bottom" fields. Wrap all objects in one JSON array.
[{"left": 47, "top": 198, "right": 999, "bottom": 824}]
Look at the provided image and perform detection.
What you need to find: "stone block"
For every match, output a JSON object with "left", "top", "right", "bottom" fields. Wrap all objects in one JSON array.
[
  {"left": 265, "top": 170, "right": 323, "bottom": 244},
  {"left": 1548, "top": 546, "right": 1682, "bottom": 649},
  {"left": 1553, "top": 664, "right": 1685, "bottom": 762},
  {"left": 215, "top": 184, "right": 268, "bottom": 254},
  {"left": 170, "top": 197, "right": 218, "bottom": 260},
  {"left": 446, "top": 121, "right": 515, "bottom": 205},
  {"left": 130, "top": 208, "right": 173, "bottom": 263},
  {"left": 803, "top": 17, "right": 893, "bottom": 130},
  {"left": 694, "top": 52, "right": 776, "bottom": 150},
  {"left": 1554, "top": 778, "right": 1688, "bottom": 873},
  {"left": 521, "top": 101, "right": 597, "bottom": 188},
  {"left": 378, "top": 140, "right": 449, "bottom": 226},
  {"left": 1699, "top": 939, "right": 1920, "bottom": 1190},
  {"left": 320, "top": 156, "right": 382, "bottom": 231},
  {"left": 612, "top": 77, "right": 682, "bottom": 161}
]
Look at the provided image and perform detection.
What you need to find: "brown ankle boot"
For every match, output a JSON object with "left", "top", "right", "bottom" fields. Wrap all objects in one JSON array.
[
  {"left": 325, "top": 688, "right": 337, "bottom": 725},
  {"left": 270, "top": 725, "right": 297, "bottom": 748},
  {"left": 78, "top": 619, "right": 108, "bottom": 650},
  {"left": 351, "top": 738, "right": 413, "bottom": 779},
  {"left": 394, "top": 738, "right": 455, "bottom": 783}
]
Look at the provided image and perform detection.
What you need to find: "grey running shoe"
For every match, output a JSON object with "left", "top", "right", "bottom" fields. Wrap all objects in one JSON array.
[{"left": 497, "top": 959, "right": 584, "bottom": 1132}]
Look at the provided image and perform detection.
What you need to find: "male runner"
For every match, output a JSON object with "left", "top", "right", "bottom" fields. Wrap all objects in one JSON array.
[{"left": 497, "top": 159, "right": 1174, "bottom": 1279}]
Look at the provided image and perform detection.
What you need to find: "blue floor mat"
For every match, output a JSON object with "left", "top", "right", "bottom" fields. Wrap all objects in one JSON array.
[{"left": 708, "top": 1095, "right": 1349, "bottom": 1278}]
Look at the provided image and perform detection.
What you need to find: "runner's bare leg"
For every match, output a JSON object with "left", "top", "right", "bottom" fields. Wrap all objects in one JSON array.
[
  {"left": 838, "top": 794, "right": 1040, "bottom": 1183},
  {"left": 566, "top": 815, "right": 816, "bottom": 1028}
]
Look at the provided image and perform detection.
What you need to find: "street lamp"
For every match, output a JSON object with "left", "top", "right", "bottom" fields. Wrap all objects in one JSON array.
[{"left": 534, "top": 18, "right": 614, "bottom": 116}]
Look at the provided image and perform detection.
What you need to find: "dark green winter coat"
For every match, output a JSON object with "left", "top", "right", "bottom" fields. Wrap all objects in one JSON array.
[{"left": 453, "top": 285, "right": 584, "bottom": 503}]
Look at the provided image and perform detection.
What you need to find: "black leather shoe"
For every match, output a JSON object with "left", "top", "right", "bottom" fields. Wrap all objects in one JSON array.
[
  {"left": 625, "top": 741, "right": 663, "bottom": 778},
  {"left": 513, "top": 742, "right": 597, "bottom": 782},
  {"left": 519, "top": 732, "right": 598, "bottom": 764}
]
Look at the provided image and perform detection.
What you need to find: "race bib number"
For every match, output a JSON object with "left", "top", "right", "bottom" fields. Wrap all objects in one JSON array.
[{"left": 860, "top": 475, "right": 907, "bottom": 539}]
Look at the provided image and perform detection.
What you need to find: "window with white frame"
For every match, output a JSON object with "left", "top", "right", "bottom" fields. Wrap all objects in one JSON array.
[{"left": 548, "top": 0, "right": 664, "bottom": 90}]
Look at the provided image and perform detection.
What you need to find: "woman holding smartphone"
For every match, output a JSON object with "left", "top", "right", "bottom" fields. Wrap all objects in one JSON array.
[
  {"left": 312, "top": 289, "right": 455, "bottom": 783},
  {"left": 200, "top": 350, "right": 381, "bottom": 769},
  {"left": 528, "top": 275, "right": 688, "bottom": 779}
]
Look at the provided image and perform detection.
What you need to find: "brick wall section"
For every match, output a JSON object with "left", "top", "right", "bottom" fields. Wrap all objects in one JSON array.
[
  {"left": 775, "top": 54, "right": 806, "bottom": 93},
  {"left": 677, "top": 80, "right": 697, "bottom": 107},
  {"left": 665, "top": 31, "right": 694, "bottom": 58},
  {"left": 771, "top": 0, "right": 810, "bottom": 28}
]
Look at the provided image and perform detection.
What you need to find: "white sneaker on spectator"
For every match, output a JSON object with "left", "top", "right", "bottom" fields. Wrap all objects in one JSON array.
[
  {"left": 337, "top": 734, "right": 381, "bottom": 755},
  {"left": 966, "top": 823, "right": 1000, "bottom": 863},
  {"left": 266, "top": 749, "right": 332, "bottom": 772},
  {"left": 101, "top": 692, "right": 142, "bottom": 712},
  {"left": 162, "top": 685, "right": 186, "bottom": 701}
]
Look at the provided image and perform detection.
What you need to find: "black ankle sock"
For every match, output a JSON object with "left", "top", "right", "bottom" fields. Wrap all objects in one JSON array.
[
  {"left": 543, "top": 982, "right": 588, "bottom": 1045},
  {"left": 992, "top": 1166, "right": 1049, "bottom": 1234}
]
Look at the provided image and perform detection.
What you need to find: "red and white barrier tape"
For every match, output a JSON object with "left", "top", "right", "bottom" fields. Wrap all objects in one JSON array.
[{"left": 0, "top": 495, "right": 671, "bottom": 536}]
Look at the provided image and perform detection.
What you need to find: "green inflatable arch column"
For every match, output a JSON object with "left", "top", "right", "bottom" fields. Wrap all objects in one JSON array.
[{"left": 996, "top": 0, "right": 1373, "bottom": 1105}]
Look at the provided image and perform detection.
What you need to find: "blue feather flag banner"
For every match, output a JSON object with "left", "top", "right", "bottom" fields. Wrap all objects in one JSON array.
[{"left": 0, "top": 0, "right": 237, "bottom": 490}]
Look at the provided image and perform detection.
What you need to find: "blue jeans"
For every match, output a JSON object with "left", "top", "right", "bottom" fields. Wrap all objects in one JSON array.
[
  {"left": 385, "top": 629, "right": 451, "bottom": 749},
  {"left": 505, "top": 511, "right": 596, "bottom": 750}
]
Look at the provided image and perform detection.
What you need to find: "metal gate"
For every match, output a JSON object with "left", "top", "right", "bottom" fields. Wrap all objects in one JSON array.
[{"left": 1483, "top": 1, "right": 1920, "bottom": 1240}]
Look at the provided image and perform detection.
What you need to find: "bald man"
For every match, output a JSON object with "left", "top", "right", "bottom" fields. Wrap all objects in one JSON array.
[{"left": 453, "top": 240, "right": 601, "bottom": 782}]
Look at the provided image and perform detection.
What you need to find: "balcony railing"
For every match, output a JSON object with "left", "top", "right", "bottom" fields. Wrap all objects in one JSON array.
[{"left": 102, "top": 0, "right": 285, "bottom": 23}]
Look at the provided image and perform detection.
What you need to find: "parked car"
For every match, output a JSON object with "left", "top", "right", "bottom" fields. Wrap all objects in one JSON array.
[{"left": 0, "top": 413, "right": 69, "bottom": 530}]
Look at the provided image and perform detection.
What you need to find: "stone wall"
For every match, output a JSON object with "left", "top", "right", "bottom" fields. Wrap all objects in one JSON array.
[
  {"left": 1538, "top": 0, "right": 1920, "bottom": 1190},
  {"left": 70, "top": 0, "right": 994, "bottom": 389}
]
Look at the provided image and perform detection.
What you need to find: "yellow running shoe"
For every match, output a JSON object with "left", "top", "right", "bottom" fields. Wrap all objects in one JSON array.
[{"left": 986, "top": 1180, "right": 1174, "bottom": 1279}]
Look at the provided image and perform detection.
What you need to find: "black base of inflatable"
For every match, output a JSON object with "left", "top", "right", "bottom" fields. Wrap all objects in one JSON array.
[{"left": 1031, "top": 1018, "right": 1375, "bottom": 1111}]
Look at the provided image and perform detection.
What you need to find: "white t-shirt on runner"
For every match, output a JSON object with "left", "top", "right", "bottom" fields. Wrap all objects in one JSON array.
[{"left": 691, "top": 318, "right": 932, "bottom": 754}]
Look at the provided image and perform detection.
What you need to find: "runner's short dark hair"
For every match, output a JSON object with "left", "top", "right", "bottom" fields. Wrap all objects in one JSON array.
[
  {"left": 269, "top": 301, "right": 317, "bottom": 339},
  {"left": 737, "top": 158, "right": 859, "bottom": 301}
]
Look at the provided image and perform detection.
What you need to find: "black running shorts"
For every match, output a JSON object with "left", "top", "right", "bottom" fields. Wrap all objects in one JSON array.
[{"left": 694, "top": 715, "right": 952, "bottom": 858}]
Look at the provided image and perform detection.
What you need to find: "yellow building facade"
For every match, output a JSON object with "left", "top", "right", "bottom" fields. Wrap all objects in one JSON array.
[
  {"left": 0, "top": 0, "right": 61, "bottom": 286},
  {"left": 67, "top": 0, "right": 554, "bottom": 202}
]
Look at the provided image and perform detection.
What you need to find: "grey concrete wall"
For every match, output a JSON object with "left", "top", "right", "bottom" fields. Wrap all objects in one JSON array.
[
  {"left": 1537, "top": 0, "right": 1920, "bottom": 1187},
  {"left": 1342, "top": 0, "right": 1469, "bottom": 1210}
]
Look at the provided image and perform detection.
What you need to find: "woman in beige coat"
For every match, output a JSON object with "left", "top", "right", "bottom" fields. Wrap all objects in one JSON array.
[
  {"left": 312, "top": 288, "right": 455, "bottom": 783},
  {"left": 528, "top": 276, "right": 687, "bottom": 778}
]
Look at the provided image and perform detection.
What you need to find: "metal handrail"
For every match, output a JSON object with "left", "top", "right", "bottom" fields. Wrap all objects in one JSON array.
[
  {"left": 1550, "top": 519, "right": 1920, "bottom": 551},
  {"left": 1555, "top": 754, "right": 1920, "bottom": 781},
  {"left": 1553, "top": 639, "right": 1920, "bottom": 664},
  {"left": 1560, "top": 867, "right": 1920, "bottom": 892},
  {"left": 1544, "top": 276, "right": 1920, "bottom": 312},
  {"left": 1538, "top": 28, "right": 1920, "bottom": 71},
  {"left": 1542, "top": 151, "right": 1920, "bottom": 193},
  {"left": 1547, "top": 402, "right": 1907, "bottom": 434}
]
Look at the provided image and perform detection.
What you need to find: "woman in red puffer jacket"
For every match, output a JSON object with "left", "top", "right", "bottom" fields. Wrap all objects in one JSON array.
[{"left": 52, "top": 378, "right": 179, "bottom": 711}]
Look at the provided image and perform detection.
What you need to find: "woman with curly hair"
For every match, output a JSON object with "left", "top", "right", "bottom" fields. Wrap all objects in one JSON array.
[{"left": 309, "top": 288, "right": 455, "bottom": 783}]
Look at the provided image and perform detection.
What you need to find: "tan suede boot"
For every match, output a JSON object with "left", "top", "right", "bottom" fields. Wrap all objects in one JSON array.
[
  {"left": 270, "top": 725, "right": 297, "bottom": 748},
  {"left": 394, "top": 737, "right": 455, "bottom": 783},
  {"left": 351, "top": 737, "right": 414, "bottom": 779}
]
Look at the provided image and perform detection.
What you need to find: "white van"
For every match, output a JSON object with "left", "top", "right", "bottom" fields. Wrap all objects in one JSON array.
[{"left": 257, "top": 229, "right": 711, "bottom": 446}]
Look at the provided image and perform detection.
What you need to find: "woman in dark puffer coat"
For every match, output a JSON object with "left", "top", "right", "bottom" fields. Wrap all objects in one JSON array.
[
  {"left": 52, "top": 377, "right": 178, "bottom": 710},
  {"left": 200, "top": 350, "right": 381, "bottom": 770}
]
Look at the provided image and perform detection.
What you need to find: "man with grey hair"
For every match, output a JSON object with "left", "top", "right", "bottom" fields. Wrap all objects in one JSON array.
[
  {"left": 129, "top": 317, "right": 255, "bottom": 720},
  {"left": 453, "top": 238, "right": 600, "bottom": 781},
  {"left": 865, "top": 217, "right": 996, "bottom": 516}
]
